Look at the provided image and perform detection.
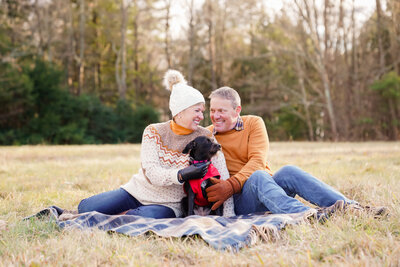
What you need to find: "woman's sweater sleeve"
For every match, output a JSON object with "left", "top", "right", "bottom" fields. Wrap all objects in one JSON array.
[{"left": 140, "top": 126, "right": 184, "bottom": 186}]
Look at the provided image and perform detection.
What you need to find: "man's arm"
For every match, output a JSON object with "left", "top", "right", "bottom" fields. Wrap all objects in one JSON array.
[
  {"left": 206, "top": 116, "right": 270, "bottom": 209},
  {"left": 231, "top": 116, "right": 270, "bottom": 189}
]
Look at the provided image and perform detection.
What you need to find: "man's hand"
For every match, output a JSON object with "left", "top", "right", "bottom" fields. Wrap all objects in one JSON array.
[
  {"left": 206, "top": 178, "right": 235, "bottom": 210},
  {"left": 177, "top": 162, "right": 210, "bottom": 183}
]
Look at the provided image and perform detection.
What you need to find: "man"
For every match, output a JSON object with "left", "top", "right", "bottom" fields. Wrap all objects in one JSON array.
[{"left": 206, "top": 86, "right": 386, "bottom": 218}]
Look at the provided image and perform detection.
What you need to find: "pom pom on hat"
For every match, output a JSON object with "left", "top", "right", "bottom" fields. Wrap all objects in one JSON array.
[
  {"left": 163, "top": 69, "right": 187, "bottom": 91},
  {"left": 163, "top": 69, "right": 205, "bottom": 117}
]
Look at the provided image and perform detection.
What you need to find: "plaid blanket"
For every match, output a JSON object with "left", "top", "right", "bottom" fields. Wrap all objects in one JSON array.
[{"left": 27, "top": 206, "right": 315, "bottom": 250}]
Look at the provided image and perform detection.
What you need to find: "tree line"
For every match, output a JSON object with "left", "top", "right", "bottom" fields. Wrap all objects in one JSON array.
[
  {"left": 1, "top": 0, "right": 399, "bottom": 144},
  {"left": 0, "top": 59, "right": 159, "bottom": 144}
]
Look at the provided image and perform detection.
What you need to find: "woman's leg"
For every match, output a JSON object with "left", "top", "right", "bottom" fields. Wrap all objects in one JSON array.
[
  {"left": 78, "top": 188, "right": 141, "bottom": 215},
  {"left": 78, "top": 188, "right": 176, "bottom": 219},
  {"left": 125, "top": 205, "right": 176, "bottom": 219},
  {"left": 273, "top": 165, "right": 355, "bottom": 207}
]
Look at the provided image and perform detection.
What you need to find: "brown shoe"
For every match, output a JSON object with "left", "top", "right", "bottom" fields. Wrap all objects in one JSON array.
[
  {"left": 315, "top": 200, "right": 346, "bottom": 223},
  {"left": 347, "top": 203, "right": 389, "bottom": 218}
]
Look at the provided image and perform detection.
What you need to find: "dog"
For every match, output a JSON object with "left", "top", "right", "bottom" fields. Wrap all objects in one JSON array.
[{"left": 181, "top": 136, "right": 223, "bottom": 217}]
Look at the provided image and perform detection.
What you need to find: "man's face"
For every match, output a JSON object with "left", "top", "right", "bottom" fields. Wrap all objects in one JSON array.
[{"left": 210, "top": 97, "right": 241, "bottom": 133}]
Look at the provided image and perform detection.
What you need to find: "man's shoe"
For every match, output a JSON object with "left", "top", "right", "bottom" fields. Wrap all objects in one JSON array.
[
  {"left": 315, "top": 200, "right": 346, "bottom": 223},
  {"left": 347, "top": 203, "right": 389, "bottom": 218}
]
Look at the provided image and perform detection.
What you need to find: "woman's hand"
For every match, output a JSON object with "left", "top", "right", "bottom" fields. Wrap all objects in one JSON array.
[{"left": 177, "top": 162, "right": 210, "bottom": 183}]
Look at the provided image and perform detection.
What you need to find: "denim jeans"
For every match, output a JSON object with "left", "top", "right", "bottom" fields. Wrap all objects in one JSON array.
[
  {"left": 78, "top": 188, "right": 176, "bottom": 219},
  {"left": 234, "top": 165, "right": 354, "bottom": 215}
]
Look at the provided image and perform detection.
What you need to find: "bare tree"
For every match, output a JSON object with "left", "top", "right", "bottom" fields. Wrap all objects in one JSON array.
[
  {"left": 205, "top": 0, "right": 217, "bottom": 90},
  {"left": 91, "top": 0, "right": 101, "bottom": 94},
  {"left": 294, "top": 55, "right": 315, "bottom": 141},
  {"left": 120, "top": 0, "right": 129, "bottom": 100},
  {"left": 132, "top": 0, "right": 140, "bottom": 101},
  {"left": 214, "top": 0, "right": 227, "bottom": 87},
  {"left": 376, "top": 0, "right": 386, "bottom": 72},
  {"left": 112, "top": 0, "right": 130, "bottom": 100},
  {"left": 163, "top": 0, "right": 172, "bottom": 69},
  {"left": 293, "top": 0, "right": 339, "bottom": 140},
  {"left": 186, "top": 0, "right": 196, "bottom": 84},
  {"left": 65, "top": 0, "right": 75, "bottom": 93},
  {"left": 376, "top": 0, "right": 398, "bottom": 140},
  {"left": 31, "top": 0, "right": 61, "bottom": 62},
  {"left": 389, "top": 0, "right": 400, "bottom": 121},
  {"left": 77, "top": 0, "right": 85, "bottom": 95},
  {"left": 388, "top": 0, "right": 400, "bottom": 73}
]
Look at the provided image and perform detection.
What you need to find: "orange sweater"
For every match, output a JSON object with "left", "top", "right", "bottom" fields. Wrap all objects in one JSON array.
[{"left": 207, "top": 115, "right": 273, "bottom": 189}]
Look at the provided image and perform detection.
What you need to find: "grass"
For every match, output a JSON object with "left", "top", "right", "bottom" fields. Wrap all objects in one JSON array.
[{"left": 0, "top": 142, "right": 399, "bottom": 266}]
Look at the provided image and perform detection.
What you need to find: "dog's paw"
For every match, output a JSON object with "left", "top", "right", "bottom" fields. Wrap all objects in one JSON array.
[{"left": 194, "top": 206, "right": 212, "bottom": 216}]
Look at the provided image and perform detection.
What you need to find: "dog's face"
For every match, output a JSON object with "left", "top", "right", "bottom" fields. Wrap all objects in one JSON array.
[{"left": 182, "top": 136, "right": 221, "bottom": 161}]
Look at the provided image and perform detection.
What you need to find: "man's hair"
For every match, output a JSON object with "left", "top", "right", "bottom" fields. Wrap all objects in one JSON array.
[{"left": 209, "top": 86, "right": 241, "bottom": 109}]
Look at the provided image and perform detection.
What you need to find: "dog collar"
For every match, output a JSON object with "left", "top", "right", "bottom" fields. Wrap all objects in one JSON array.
[{"left": 192, "top": 160, "right": 209, "bottom": 164}]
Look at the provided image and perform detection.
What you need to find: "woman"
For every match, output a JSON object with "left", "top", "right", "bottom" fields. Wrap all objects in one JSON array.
[{"left": 78, "top": 70, "right": 235, "bottom": 218}]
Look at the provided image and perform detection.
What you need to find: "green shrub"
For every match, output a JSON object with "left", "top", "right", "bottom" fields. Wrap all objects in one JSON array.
[
  {"left": 83, "top": 95, "right": 118, "bottom": 144},
  {"left": 0, "top": 59, "right": 160, "bottom": 145},
  {"left": 265, "top": 107, "right": 308, "bottom": 141},
  {"left": 130, "top": 105, "right": 160, "bottom": 143},
  {"left": 0, "top": 62, "right": 34, "bottom": 130}
]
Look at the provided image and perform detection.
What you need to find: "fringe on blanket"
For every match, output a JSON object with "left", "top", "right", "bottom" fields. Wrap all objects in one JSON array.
[
  {"left": 248, "top": 224, "right": 280, "bottom": 243},
  {"left": 247, "top": 208, "right": 317, "bottom": 246}
]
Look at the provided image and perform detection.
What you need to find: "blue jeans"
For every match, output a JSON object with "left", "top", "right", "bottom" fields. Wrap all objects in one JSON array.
[
  {"left": 234, "top": 165, "right": 354, "bottom": 215},
  {"left": 78, "top": 188, "right": 176, "bottom": 219}
]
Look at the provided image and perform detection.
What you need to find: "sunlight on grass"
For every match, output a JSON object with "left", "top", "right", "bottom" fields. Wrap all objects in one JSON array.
[{"left": 0, "top": 142, "right": 399, "bottom": 266}]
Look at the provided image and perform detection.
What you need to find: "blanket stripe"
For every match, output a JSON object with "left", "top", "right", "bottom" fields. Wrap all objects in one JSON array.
[{"left": 26, "top": 206, "right": 315, "bottom": 250}]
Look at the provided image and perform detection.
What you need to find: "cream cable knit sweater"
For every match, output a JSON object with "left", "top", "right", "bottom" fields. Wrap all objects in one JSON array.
[{"left": 121, "top": 121, "right": 235, "bottom": 217}]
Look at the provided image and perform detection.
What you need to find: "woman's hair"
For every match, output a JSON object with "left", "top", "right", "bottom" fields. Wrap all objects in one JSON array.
[{"left": 209, "top": 87, "right": 241, "bottom": 109}]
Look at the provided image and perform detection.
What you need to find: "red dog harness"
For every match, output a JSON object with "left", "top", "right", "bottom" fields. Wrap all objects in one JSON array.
[{"left": 184, "top": 160, "right": 220, "bottom": 206}]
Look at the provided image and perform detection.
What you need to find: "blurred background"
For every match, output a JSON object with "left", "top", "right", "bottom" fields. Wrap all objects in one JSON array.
[{"left": 0, "top": 0, "right": 399, "bottom": 144}]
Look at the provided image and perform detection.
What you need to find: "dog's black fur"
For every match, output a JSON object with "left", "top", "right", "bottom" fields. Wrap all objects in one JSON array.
[{"left": 181, "top": 136, "right": 223, "bottom": 217}]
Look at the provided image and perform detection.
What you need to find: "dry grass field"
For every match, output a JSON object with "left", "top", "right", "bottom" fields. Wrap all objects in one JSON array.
[{"left": 0, "top": 142, "right": 399, "bottom": 266}]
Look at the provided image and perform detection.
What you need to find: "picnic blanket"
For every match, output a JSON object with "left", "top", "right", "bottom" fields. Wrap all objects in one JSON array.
[{"left": 27, "top": 206, "right": 316, "bottom": 250}]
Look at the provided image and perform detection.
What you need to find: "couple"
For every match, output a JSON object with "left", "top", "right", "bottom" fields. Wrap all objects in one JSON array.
[{"left": 77, "top": 69, "right": 381, "bottom": 220}]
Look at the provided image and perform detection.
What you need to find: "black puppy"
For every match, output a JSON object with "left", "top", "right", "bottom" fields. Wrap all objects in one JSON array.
[{"left": 181, "top": 136, "right": 223, "bottom": 217}]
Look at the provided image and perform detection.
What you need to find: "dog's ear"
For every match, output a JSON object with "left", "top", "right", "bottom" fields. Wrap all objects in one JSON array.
[{"left": 182, "top": 140, "right": 196, "bottom": 154}]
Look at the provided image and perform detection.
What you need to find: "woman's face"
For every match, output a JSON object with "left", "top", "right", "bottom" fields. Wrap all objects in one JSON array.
[{"left": 175, "top": 103, "right": 205, "bottom": 131}]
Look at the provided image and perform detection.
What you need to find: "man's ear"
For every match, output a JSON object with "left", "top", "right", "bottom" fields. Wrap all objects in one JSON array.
[
  {"left": 182, "top": 140, "right": 196, "bottom": 154},
  {"left": 235, "top": 105, "right": 242, "bottom": 116}
]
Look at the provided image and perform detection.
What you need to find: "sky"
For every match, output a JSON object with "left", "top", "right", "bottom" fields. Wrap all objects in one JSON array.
[{"left": 168, "top": 0, "right": 382, "bottom": 38}]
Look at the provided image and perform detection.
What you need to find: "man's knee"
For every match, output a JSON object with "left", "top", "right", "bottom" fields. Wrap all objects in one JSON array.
[
  {"left": 77, "top": 198, "right": 90, "bottom": 213},
  {"left": 247, "top": 170, "right": 273, "bottom": 187},
  {"left": 250, "top": 169, "right": 271, "bottom": 179},
  {"left": 274, "top": 165, "right": 301, "bottom": 179}
]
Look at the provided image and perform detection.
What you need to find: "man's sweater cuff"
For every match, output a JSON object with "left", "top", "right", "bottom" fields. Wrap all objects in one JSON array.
[{"left": 227, "top": 177, "right": 241, "bottom": 194}]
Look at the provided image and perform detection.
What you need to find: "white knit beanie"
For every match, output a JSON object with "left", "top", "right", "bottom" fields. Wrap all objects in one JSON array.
[{"left": 163, "top": 70, "right": 205, "bottom": 117}]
